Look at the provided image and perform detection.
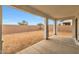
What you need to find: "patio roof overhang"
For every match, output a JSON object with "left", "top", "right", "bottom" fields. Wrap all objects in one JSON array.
[
  {"left": 11, "top": 5, "right": 79, "bottom": 42},
  {"left": 0, "top": 6, "right": 1, "bottom": 14},
  {"left": 11, "top": 5, "right": 79, "bottom": 20},
  {"left": 0, "top": 6, "right": 2, "bottom": 24}
]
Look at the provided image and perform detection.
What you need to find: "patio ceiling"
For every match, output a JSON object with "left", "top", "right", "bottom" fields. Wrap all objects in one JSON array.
[
  {"left": 0, "top": 6, "right": 2, "bottom": 18},
  {"left": 0, "top": 6, "right": 2, "bottom": 23},
  {"left": 12, "top": 5, "right": 79, "bottom": 20}
]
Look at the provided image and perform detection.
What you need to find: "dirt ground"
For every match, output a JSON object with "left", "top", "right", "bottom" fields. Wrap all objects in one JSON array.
[
  {"left": 2, "top": 30, "right": 72, "bottom": 54},
  {"left": 2, "top": 30, "right": 44, "bottom": 54}
]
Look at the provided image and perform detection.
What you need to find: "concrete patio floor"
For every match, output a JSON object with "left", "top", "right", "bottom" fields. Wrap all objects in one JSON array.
[{"left": 17, "top": 35, "right": 79, "bottom": 54}]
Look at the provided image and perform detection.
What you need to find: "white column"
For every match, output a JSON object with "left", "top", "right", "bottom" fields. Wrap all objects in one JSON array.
[
  {"left": 0, "top": 6, "right": 2, "bottom": 53},
  {"left": 44, "top": 17, "right": 49, "bottom": 40}
]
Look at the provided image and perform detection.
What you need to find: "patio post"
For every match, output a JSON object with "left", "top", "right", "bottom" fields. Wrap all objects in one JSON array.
[
  {"left": 54, "top": 20, "right": 57, "bottom": 35},
  {"left": 0, "top": 6, "right": 2, "bottom": 54},
  {"left": 44, "top": 16, "right": 49, "bottom": 40},
  {"left": 72, "top": 17, "right": 79, "bottom": 45},
  {"left": 75, "top": 18, "right": 78, "bottom": 41},
  {"left": 72, "top": 18, "right": 76, "bottom": 40},
  {"left": 77, "top": 17, "right": 79, "bottom": 41}
]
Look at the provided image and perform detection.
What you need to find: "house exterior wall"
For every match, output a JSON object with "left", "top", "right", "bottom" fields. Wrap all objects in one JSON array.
[{"left": 60, "top": 20, "right": 72, "bottom": 26}]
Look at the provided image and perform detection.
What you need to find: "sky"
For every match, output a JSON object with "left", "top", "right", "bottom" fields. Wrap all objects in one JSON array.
[{"left": 2, "top": 5, "right": 54, "bottom": 25}]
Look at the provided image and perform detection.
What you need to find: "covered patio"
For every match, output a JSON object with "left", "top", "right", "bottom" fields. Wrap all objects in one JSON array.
[
  {"left": 17, "top": 36, "right": 79, "bottom": 54},
  {"left": 1, "top": 5, "right": 79, "bottom": 53},
  {"left": 13, "top": 5, "right": 79, "bottom": 54}
]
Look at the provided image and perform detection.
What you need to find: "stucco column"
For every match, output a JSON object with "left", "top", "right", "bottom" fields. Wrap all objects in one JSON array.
[
  {"left": 0, "top": 6, "right": 2, "bottom": 53},
  {"left": 44, "top": 17, "right": 49, "bottom": 40}
]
